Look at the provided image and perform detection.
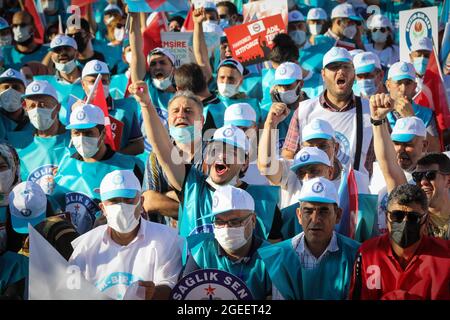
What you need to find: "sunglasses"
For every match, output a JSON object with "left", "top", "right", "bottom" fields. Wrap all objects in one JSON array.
[
  {"left": 387, "top": 210, "right": 426, "bottom": 223},
  {"left": 412, "top": 170, "right": 439, "bottom": 183},
  {"left": 372, "top": 27, "right": 387, "bottom": 33}
]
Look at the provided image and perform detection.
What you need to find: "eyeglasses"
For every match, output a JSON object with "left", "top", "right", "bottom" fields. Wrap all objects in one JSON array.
[
  {"left": 387, "top": 210, "right": 426, "bottom": 223},
  {"left": 412, "top": 170, "right": 439, "bottom": 183},
  {"left": 372, "top": 27, "right": 387, "bottom": 33},
  {"left": 214, "top": 214, "right": 252, "bottom": 228}
]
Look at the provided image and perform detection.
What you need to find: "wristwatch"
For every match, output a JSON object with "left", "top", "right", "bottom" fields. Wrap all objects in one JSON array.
[{"left": 370, "top": 118, "right": 386, "bottom": 126}]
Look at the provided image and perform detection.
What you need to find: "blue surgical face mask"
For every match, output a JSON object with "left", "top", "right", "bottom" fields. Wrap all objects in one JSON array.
[
  {"left": 413, "top": 57, "right": 429, "bottom": 76},
  {"left": 357, "top": 78, "right": 378, "bottom": 97},
  {"left": 219, "top": 18, "right": 230, "bottom": 29},
  {"left": 169, "top": 125, "right": 201, "bottom": 144}
]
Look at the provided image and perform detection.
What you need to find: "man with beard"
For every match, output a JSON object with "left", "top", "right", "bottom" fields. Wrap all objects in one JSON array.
[
  {"left": 2, "top": 11, "right": 48, "bottom": 70},
  {"left": 370, "top": 92, "right": 450, "bottom": 239}
]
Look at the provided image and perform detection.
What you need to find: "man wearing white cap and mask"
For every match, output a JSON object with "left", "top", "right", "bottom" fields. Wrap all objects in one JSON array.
[
  {"left": 409, "top": 37, "right": 433, "bottom": 83},
  {"left": 17, "top": 80, "right": 70, "bottom": 196},
  {"left": 183, "top": 185, "right": 272, "bottom": 300},
  {"left": 130, "top": 81, "right": 282, "bottom": 242},
  {"left": 306, "top": 8, "right": 328, "bottom": 44},
  {"left": 70, "top": 170, "right": 182, "bottom": 300},
  {"left": 353, "top": 51, "right": 386, "bottom": 98},
  {"left": 288, "top": 10, "right": 309, "bottom": 49},
  {"left": 78, "top": 59, "right": 144, "bottom": 155},
  {"left": 258, "top": 177, "right": 360, "bottom": 300},
  {"left": 384, "top": 61, "right": 440, "bottom": 152},
  {"left": 51, "top": 104, "right": 144, "bottom": 235}
]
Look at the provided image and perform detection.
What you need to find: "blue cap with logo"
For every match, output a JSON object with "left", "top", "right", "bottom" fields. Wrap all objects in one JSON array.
[
  {"left": 290, "top": 147, "right": 331, "bottom": 173},
  {"left": 66, "top": 104, "right": 105, "bottom": 129},
  {"left": 0, "top": 68, "right": 26, "bottom": 86},
  {"left": 22, "top": 80, "right": 59, "bottom": 101},
  {"left": 323, "top": 47, "right": 353, "bottom": 69},
  {"left": 273, "top": 62, "right": 302, "bottom": 86},
  {"left": 224, "top": 103, "right": 256, "bottom": 128},
  {"left": 301, "top": 118, "right": 335, "bottom": 142},
  {"left": 388, "top": 61, "right": 416, "bottom": 82}
]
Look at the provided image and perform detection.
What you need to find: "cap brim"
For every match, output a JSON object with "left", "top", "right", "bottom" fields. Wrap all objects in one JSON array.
[
  {"left": 11, "top": 212, "right": 46, "bottom": 234},
  {"left": 302, "top": 133, "right": 333, "bottom": 142},
  {"left": 391, "top": 133, "right": 415, "bottom": 143},
  {"left": 211, "top": 137, "right": 247, "bottom": 152},
  {"left": 349, "top": 15, "right": 363, "bottom": 21},
  {"left": 299, "top": 196, "right": 337, "bottom": 204},
  {"left": 66, "top": 123, "right": 97, "bottom": 130},
  {"left": 290, "top": 161, "right": 330, "bottom": 173},
  {"left": 0, "top": 77, "right": 25, "bottom": 86},
  {"left": 100, "top": 189, "right": 138, "bottom": 201},
  {"left": 273, "top": 78, "right": 297, "bottom": 86},
  {"left": 22, "top": 93, "right": 58, "bottom": 101},
  {"left": 324, "top": 58, "right": 352, "bottom": 68},
  {"left": 50, "top": 45, "right": 76, "bottom": 51},
  {"left": 224, "top": 119, "right": 255, "bottom": 127},
  {"left": 355, "top": 64, "right": 376, "bottom": 74},
  {"left": 390, "top": 75, "right": 415, "bottom": 82}
]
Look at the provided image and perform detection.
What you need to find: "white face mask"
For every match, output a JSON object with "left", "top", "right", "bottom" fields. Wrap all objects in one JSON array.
[
  {"left": 152, "top": 75, "right": 173, "bottom": 91},
  {"left": 213, "top": 218, "right": 250, "bottom": 251},
  {"left": 343, "top": 25, "right": 357, "bottom": 39},
  {"left": 0, "top": 88, "right": 23, "bottom": 113},
  {"left": 371, "top": 30, "right": 388, "bottom": 43},
  {"left": 125, "top": 51, "right": 132, "bottom": 64},
  {"left": 72, "top": 135, "right": 99, "bottom": 158},
  {"left": 0, "top": 34, "right": 12, "bottom": 46},
  {"left": 289, "top": 30, "right": 307, "bottom": 47},
  {"left": 13, "top": 25, "right": 32, "bottom": 43},
  {"left": 278, "top": 83, "right": 300, "bottom": 105},
  {"left": 217, "top": 83, "right": 239, "bottom": 98},
  {"left": 54, "top": 59, "right": 77, "bottom": 74},
  {"left": 308, "top": 23, "right": 322, "bottom": 36},
  {"left": 105, "top": 201, "right": 140, "bottom": 233},
  {"left": 0, "top": 169, "right": 14, "bottom": 194},
  {"left": 114, "top": 27, "right": 125, "bottom": 42},
  {"left": 27, "top": 105, "right": 56, "bottom": 131}
]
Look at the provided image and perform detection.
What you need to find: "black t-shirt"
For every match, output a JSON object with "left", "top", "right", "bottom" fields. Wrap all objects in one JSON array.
[{"left": 77, "top": 51, "right": 106, "bottom": 68}]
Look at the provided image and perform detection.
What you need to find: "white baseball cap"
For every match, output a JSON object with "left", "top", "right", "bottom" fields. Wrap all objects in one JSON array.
[
  {"left": 391, "top": 116, "right": 426, "bottom": 143},
  {"left": 349, "top": 49, "right": 364, "bottom": 59},
  {"left": 367, "top": 14, "right": 393, "bottom": 30},
  {"left": 331, "top": 3, "right": 361, "bottom": 21},
  {"left": 323, "top": 47, "right": 353, "bottom": 69},
  {"left": 302, "top": 119, "right": 335, "bottom": 142},
  {"left": 149, "top": 47, "right": 176, "bottom": 66},
  {"left": 104, "top": 3, "right": 123, "bottom": 16},
  {"left": 211, "top": 124, "right": 249, "bottom": 153},
  {"left": 0, "top": 68, "right": 26, "bottom": 86},
  {"left": 66, "top": 103, "right": 105, "bottom": 129},
  {"left": 100, "top": 170, "right": 141, "bottom": 201},
  {"left": 289, "top": 10, "right": 305, "bottom": 23},
  {"left": 22, "top": 80, "right": 59, "bottom": 101},
  {"left": 388, "top": 61, "right": 416, "bottom": 82},
  {"left": 9, "top": 181, "right": 47, "bottom": 234},
  {"left": 218, "top": 58, "right": 244, "bottom": 76},
  {"left": 298, "top": 177, "right": 339, "bottom": 205},
  {"left": 224, "top": 103, "right": 257, "bottom": 127},
  {"left": 307, "top": 8, "right": 327, "bottom": 21},
  {"left": 0, "top": 17, "right": 9, "bottom": 30},
  {"left": 204, "top": 185, "right": 255, "bottom": 218},
  {"left": 353, "top": 52, "right": 381, "bottom": 75},
  {"left": 50, "top": 34, "right": 78, "bottom": 51},
  {"left": 290, "top": 147, "right": 331, "bottom": 173},
  {"left": 410, "top": 37, "right": 433, "bottom": 52},
  {"left": 82, "top": 60, "right": 110, "bottom": 78},
  {"left": 273, "top": 62, "right": 302, "bottom": 86}
]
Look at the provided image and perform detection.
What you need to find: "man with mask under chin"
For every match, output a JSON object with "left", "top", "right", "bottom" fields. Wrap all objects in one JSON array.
[
  {"left": 2, "top": 11, "right": 48, "bottom": 70},
  {"left": 0, "top": 68, "right": 34, "bottom": 143},
  {"left": 349, "top": 183, "right": 450, "bottom": 300},
  {"left": 183, "top": 185, "right": 272, "bottom": 300},
  {"left": 69, "top": 170, "right": 183, "bottom": 300},
  {"left": 51, "top": 104, "right": 144, "bottom": 235}
]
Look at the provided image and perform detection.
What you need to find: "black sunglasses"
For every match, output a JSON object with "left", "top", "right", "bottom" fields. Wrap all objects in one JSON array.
[
  {"left": 387, "top": 210, "right": 425, "bottom": 223},
  {"left": 412, "top": 170, "right": 438, "bottom": 183},
  {"left": 372, "top": 27, "right": 387, "bottom": 33}
]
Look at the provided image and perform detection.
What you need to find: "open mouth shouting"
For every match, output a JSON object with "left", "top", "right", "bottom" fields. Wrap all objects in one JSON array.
[
  {"left": 214, "top": 161, "right": 230, "bottom": 177},
  {"left": 336, "top": 77, "right": 347, "bottom": 90}
]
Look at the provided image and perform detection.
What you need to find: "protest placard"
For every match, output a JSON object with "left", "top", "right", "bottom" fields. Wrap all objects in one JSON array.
[{"left": 243, "top": 0, "right": 288, "bottom": 28}]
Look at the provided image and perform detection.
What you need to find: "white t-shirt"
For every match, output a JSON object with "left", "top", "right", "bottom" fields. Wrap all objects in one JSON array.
[{"left": 69, "top": 219, "right": 183, "bottom": 300}]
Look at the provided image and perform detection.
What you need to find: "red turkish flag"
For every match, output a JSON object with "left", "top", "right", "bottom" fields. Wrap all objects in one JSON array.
[
  {"left": 181, "top": 6, "right": 194, "bottom": 32},
  {"left": 142, "top": 12, "right": 168, "bottom": 57},
  {"left": 23, "top": 0, "right": 45, "bottom": 44}
]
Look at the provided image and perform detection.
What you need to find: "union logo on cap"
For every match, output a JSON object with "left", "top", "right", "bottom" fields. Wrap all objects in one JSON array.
[
  {"left": 400, "top": 63, "right": 409, "bottom": 72},
  {"left": 94, "top": 63, "right": 102, "bottom": 72},
  {"left": 311, "top": 120, "right": 321, "bottom": 130},
  {"left": 31, "top": 84, "right": 40, "bottom": 92},
  {"left": 6, "top": 70, "right": 14, "bottom": 76},
  {"left": 312, "top": 182, "right": 324, "bottom": 193},
  {"left": 278, "top": 67, "right": 287, "bottom": 75},
  {"left": 20, "top": 208, "right": 32, "bottom": 217},
  {"left": 55, "top": 37, "right": 62, "bottom": 45},
  {"left": 234, "top": 107, "right": 243, "bottom": 115},
  {"left": 299, "top": 152, "right": 310, "bottom": 162},
  {"left": 76, "top": 110, "right": 86, "bottom": 121},
  {"left": 213, "top": 195, "right": 219, "bottom": 208},
  {"left": 397, "top": 120, "right": 407, "bottom": 130},
  {"left": 223, "top": 127, "right": 235, "bottom": 137},
  {"left": 330, "top": 48, "right": 339, "bottom": 56},
  {"left": 112, "top": 174, "right": 125, "bottom": 185},
  {"left": 293, "top": 12, "right": 299, "bottom": 19}
]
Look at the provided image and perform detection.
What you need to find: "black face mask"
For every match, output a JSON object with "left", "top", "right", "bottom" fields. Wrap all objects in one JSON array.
[
  {"left": 390, "top": 220, "right": 422, "bottom": 248},
  {"left": 73, "top": 33, "right": 88, "bottom": 53}
]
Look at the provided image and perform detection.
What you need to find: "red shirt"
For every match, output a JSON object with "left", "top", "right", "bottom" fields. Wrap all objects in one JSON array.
[{"left": 349, "top": 234, "right": 450, "bottom": 300}]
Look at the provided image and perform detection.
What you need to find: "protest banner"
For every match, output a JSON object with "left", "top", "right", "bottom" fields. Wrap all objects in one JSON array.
[{"left": 243, "top": 0, "right": 288, "bottom": 28}]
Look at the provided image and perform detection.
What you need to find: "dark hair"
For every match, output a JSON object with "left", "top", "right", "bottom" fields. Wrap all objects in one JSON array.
[
  {"left": 174, "top": 63, "right": 207, "bottom": 94},
  {"left": 217, "top": 1, "right": 238, "bottom": 16},
  {"left": 79, "top": 18, "right": 91, "bottom": 33},
  {"left": 417, "top": 152, "right": 450, "bottom": 174},
  {"left": 268, "top": 33, "right": 299, "bottom": 64},
  {"left": 96, "top": 124, "right": 105, "bottom": 134},
  {"left": 388, "top": 184, "right": 428, "bottom": 212},
  {"left": 169, "top": 15, "right": 185, "bottom": 26}
]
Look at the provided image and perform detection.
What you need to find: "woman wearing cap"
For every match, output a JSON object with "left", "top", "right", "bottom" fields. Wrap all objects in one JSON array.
[{"left": 365, "top": 14, "right": 399, "bottom": 71}]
